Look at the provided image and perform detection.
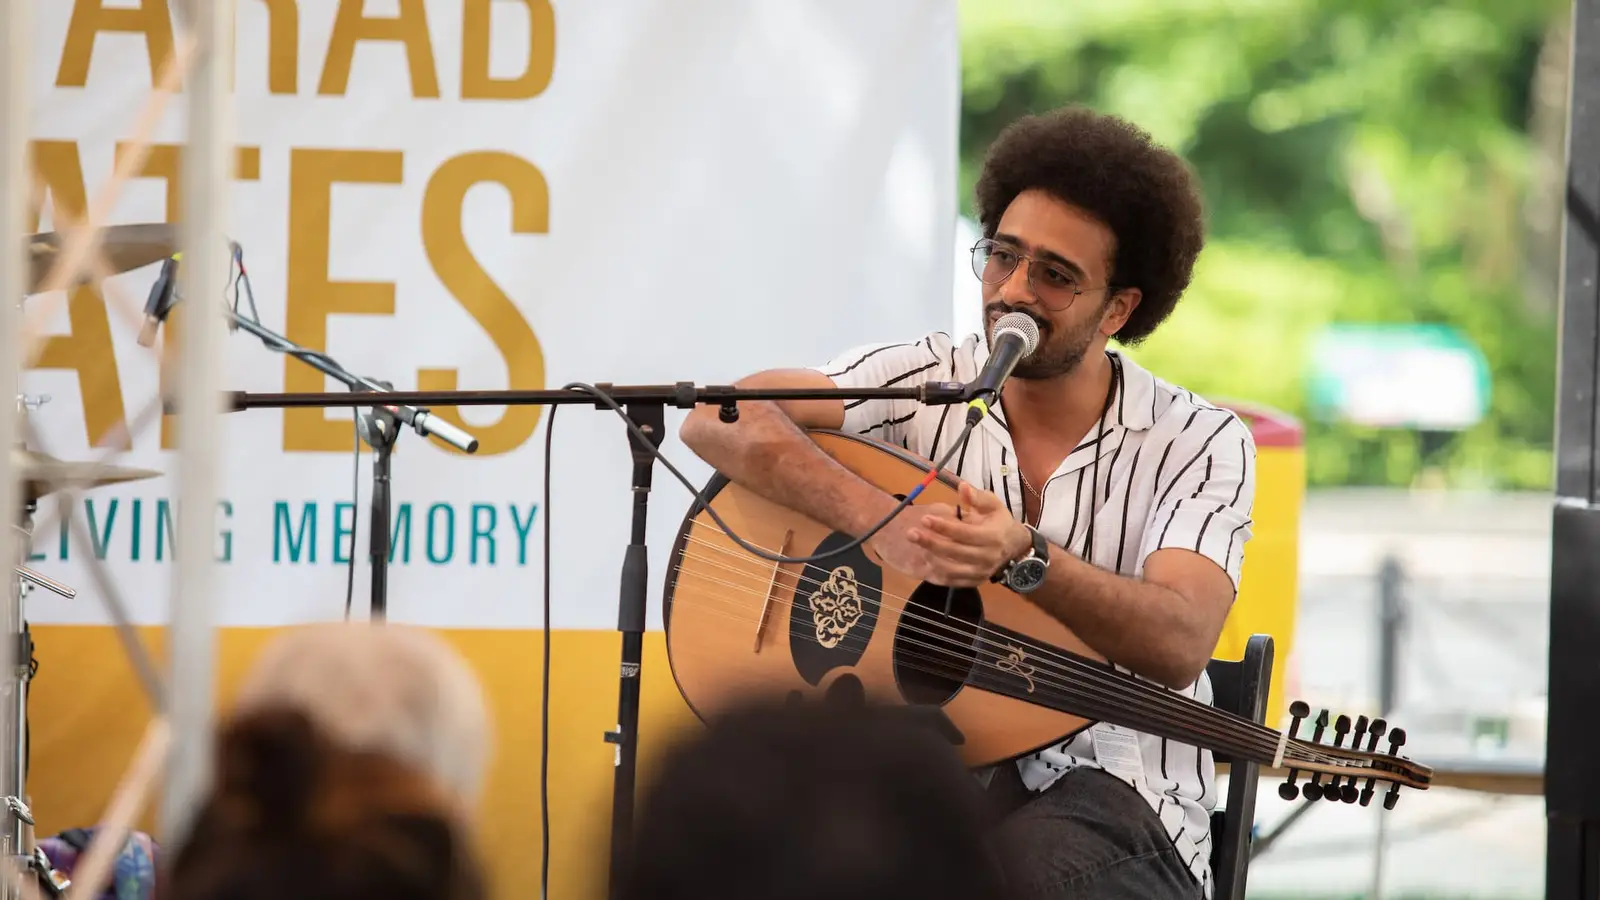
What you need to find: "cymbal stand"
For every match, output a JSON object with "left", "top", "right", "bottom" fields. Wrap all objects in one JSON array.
[
  {"left": 4, "top": 497, "right": 70, "bottom": 900},
  {"left": 3, "top": 502, "right": 33, "bottom": 896}
]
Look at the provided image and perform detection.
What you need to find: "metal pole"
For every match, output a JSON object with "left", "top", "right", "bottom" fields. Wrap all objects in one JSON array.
[
  {"left": 1369, "top": 554, "right": 1404, "bottom": 899},
  {"left": 160, "top": 0, "right": 233, "bottom": 850},
  {"left": 0, "top": 0, "right": 28, "bottom": 885},
  {"left": 1549, "top": 0, "right": 1600, "bottom": 895}
]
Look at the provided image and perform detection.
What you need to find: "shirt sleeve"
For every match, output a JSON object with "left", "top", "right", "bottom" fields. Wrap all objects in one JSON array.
[
  {"left": 810, "top": 337, "right": 945, "bottom": 447},
  {"left": 1138, "top": 414, "right": 1257, "bottom": 592}
]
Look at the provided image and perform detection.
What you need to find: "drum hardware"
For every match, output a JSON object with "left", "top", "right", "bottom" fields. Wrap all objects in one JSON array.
[
  {"left": 3, "top": 499, "right": 39, "bottom": 893},
  {"left": 13, "top": 568, "right": 72, "bottom": 601},
  {"left": 2, "top": 799, "right": 30, "bottom": 829},
  {"left": 22, "top": 223, "right": 177, "bottom": 294},
  {"left": 1, "top": 224, "right": 174, "bottom": 897},
  {"left": 30, "top": 846, "right": 67, "bottom": 898},
  {"left": 10, "top": 448, "right": 161, "bottom": 505}
]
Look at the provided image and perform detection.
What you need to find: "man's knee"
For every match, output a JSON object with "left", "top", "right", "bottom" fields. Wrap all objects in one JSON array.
[{"left": 991, "top": 769, "right": 1199, "bottom": 899}]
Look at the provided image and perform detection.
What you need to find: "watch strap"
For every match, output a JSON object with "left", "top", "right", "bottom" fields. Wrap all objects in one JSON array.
[
  {"left": 994, "top": 524, "right": 1049, "bottom": 585},
  {"left": 1025, "top": 523, "right": 1048, "bottom": 562}
]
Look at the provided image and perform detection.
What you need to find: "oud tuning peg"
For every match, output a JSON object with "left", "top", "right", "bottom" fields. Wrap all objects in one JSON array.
[
  {"left": 1382, "top": 727, "right": 1408, "bottom": 810},
  {"left": 1301, "top": 708, "right": 1331, "bottom": 801},
  {"left": 1278, "top": 701, "right": 1312, "bottom": 801},
  {"left": 1341, "top": 715, "right": 1370, "bottom": 803},
  {"left": 1324, "top": 714, "right": 1352, "bottom": 802},
  {"left": 1359, "top": 719, "right": 1388, "bottom": 806},
  {"left": 1366, "top": 719, "right": 1389, "bottom": 745},
  {"left": 1350, "top": 715, "right": 1370, "bottom": 747}
]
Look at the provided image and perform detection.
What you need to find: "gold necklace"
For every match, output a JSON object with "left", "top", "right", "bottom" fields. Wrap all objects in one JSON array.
[{"left": 1018, "top": 468, "right": 1041, "bottom": 497}]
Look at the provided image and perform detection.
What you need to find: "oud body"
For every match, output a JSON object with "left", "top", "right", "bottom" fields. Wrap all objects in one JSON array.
[{"left": 663, "top": 429, "right": 1105, "bottom": 767}]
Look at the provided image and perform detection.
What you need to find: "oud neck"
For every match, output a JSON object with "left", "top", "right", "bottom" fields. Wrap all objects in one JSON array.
[{"left": 981, "top": 639, "right": 1281, "bottom": 763}]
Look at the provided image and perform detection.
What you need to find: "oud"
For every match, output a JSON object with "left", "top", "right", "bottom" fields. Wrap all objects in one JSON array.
[{"left": 663, "top": 430, "right": 1432, "bottom": 805}]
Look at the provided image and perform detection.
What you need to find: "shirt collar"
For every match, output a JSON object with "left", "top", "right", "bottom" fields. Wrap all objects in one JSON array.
[
  {"left": 1108, "top": 349, "right": 1158, "bottom": 432},
  {"left": 968, "top": 346, "right": 1159, "bottom": 432},
  {"left": 968, "top": 347, "right": 1160, "bottom": 477}
]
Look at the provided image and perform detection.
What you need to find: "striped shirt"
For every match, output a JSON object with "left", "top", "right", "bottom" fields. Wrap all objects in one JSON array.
[{"left": 812, "top": 330, "right": 1257, "bottom": 897}]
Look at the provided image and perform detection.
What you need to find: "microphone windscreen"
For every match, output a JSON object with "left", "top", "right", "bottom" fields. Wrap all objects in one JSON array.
[{"left": 993, "top": 312, "right": 1040, "bottom": 354}]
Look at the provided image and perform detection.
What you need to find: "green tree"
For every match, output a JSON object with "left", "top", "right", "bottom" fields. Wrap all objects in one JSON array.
[{"left": 959, "top": 0, "right": 1570, "bottom": 488}]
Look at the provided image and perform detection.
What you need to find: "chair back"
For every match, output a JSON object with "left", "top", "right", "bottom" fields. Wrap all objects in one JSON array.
[{"left": 1205, "top": 633, "right": 1275, "bottom": 900}]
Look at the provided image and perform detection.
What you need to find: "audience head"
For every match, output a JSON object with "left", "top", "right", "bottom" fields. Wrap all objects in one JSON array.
[
  {"left": 619, "top": 699, "right": 1011, "bottom": 900},
  {"left": 165, "top": 705, "right": 485, "bottom": 900},
  {"left": 230, "top": 621, "right": 491, "bottom": 808}
]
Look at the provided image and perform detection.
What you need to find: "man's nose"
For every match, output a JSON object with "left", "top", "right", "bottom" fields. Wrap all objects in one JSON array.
[{"left": 996, "top": 260, "right": 1038, "bottom": 308}]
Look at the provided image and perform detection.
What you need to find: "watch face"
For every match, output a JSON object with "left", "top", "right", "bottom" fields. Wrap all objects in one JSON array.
[{"left": 1010, "top": 558, "right": 1047, "bottom": 592}]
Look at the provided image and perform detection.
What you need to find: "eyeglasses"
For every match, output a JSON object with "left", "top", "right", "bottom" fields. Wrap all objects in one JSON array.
[{"left": 969, "top": 238, "right": 1111, "bottom": 311}]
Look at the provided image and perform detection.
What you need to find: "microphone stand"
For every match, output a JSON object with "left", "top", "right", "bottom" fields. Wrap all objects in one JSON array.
[
  {"left": 149, "top": 256, "right": 482, "bottom": 621},
  {"left": 158, "top": 288, "right": 482, "bottom": 620},
  {"left": 221, "top": 313, "right": 480, "bottom": 621},
  {"left": 356, "top": 381, "right": 399, "bottom": 622},
  {"left": 227, "top": 378, "right": 968, "bottom": 898}
]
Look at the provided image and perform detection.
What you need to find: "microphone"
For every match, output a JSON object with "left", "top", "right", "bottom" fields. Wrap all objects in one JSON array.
[
  {"left": 381, "top": 403, "right": 480, "bottom": 454},
  {"left": 965, "top": 311, "right": 1039, "bottom": 425},
  {"left": 137, "top": 253, "right": 181, "bottom": 347}
]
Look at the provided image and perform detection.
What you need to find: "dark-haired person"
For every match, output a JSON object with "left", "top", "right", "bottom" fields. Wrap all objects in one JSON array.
[
  {"left": 679, "top": 106, "right": 1255, "bottom": 899},
  {"left": 620, "top": 700, "right": 1012, "bottom": 900},
  {"left": 163, "top": 705, "right": 485, "bottom": 900}
]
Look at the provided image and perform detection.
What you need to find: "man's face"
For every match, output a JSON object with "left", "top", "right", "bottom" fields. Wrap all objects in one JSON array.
[{"left": 980, "top": 189, "right": 1136, "bottom": 379}]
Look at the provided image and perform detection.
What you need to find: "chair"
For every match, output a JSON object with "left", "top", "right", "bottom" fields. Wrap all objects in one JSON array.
[{"left": 1205, "top": 633, "right": 1274, "bottom": 900}]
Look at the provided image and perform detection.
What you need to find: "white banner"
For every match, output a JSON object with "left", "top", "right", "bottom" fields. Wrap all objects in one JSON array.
[{"left": 19, "top": 0, "right": 960, "bottom": 632}]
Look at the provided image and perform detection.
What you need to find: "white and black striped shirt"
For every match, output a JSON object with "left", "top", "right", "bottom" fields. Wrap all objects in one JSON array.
[{"left": 813, "top": 331, "right": 1256, "bottom": 896}]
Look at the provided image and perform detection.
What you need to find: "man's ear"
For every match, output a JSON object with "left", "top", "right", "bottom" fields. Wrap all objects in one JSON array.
[{"left": 1101, "top": 288, "right": 1142, "bottom": 338}]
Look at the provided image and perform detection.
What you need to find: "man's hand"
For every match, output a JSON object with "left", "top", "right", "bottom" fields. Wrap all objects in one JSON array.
[
  {"left": 864, "top": 502, "right": 955, "bottom": 582},
  {"left": 904, "top": 482, "right": 1032, "bottom": 586}
]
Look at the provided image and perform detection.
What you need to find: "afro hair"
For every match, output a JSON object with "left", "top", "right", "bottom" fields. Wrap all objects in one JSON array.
[{"left": 973, "top": 107, "right": 1205, "bottom": 344}]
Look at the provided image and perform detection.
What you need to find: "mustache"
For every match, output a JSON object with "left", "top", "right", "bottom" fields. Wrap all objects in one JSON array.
[{"left": 985, "top": 303, "right": 1048, "bottom": 333}]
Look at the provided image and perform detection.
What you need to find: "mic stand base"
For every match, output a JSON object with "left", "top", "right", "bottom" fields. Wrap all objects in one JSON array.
[{"left": 603, "top": 402, "right": 664, "bottom": 900}]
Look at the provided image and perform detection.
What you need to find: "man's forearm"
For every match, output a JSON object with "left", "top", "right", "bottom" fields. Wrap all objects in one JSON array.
[
  {"left": 1028, "top": 549, "right": 1211, "bottom": 690},
  {"left": 680, "top": 401, "right": 897, "bottom": 537}
]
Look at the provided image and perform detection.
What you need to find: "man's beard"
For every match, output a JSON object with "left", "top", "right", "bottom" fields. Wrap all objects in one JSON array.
[{"left": 984, "top": 302, "right": 1100, "bottom": 380}]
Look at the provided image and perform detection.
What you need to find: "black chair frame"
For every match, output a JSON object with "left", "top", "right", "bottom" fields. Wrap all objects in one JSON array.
[{"left": 1205, "top": 633, "right": 1275, "bottom": 900}]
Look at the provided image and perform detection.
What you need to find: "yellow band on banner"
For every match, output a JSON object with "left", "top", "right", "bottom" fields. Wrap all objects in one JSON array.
[
  {"left": 1213, "top": 401, "right": 1305, "bottom": 727},
  {"left": 29, "top": 625, "right": 703, "bottom": 900}
]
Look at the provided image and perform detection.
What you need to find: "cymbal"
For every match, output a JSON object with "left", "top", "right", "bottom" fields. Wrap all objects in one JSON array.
[
  {"left": 24, "top": 223, "right": 177, "bottom": 293},
  {"left": 9, "top": 448, "right": 162, "bottom": 502}
]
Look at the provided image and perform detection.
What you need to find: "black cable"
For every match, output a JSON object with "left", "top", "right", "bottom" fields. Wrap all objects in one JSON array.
[
  {"left": 560, "top": 381, "right": 978, "bottom": 564},
  {"left": 229, "top": 245, "right": 350, "bottom": 379},
  {"left": 540, "top": 404, "right": 556, "bottom": 900},
  {"left": 344, "top": 416, "right": 360, "bottom": 620},
  {"left": 537, "top": 382, "right": 971, "bottom": 885},
  {"left": 536, "top": 385, "right": 977, "bottom": 895},
  {"left": 227, "top": 244, "right": 362, "bottom": 618}
]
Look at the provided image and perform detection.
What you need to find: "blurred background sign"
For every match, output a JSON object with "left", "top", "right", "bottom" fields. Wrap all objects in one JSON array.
[{"left": 1306, "top": 324, "right": 1491, "bottom": 431}]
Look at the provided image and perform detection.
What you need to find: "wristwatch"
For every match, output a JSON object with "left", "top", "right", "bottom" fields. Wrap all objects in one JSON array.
[{"left": 996, "top": 524, "right": 1050, "bottom": 593}]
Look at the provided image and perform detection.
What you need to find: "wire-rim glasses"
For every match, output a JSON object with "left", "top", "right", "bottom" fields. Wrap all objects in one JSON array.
[{"left": 969, "top": 238, "right": 1110, "bottom": 311}]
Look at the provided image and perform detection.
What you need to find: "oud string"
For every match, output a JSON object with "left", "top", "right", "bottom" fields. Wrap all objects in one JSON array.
[
  {"left": 674, "top": 530, "right": 1298, "bottom": 758},
  {"left": 667, "top": 567, "right": 1366, "bottom": 771},
  {"left": 671, "top": 534, "right": 1370, "bottom": 769},
  {"left": 673, "top": 539, "right": 1283, "bottom": 760}
]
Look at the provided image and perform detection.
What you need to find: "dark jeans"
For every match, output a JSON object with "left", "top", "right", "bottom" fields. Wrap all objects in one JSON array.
[{"left": 985, "top": 763, "right": 1203, "bottom": 900}]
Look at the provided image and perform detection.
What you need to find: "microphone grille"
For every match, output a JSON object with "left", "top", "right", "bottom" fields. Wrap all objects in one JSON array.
[{"left": 993, "top": 312, "right": 1040, "bottom": 353}]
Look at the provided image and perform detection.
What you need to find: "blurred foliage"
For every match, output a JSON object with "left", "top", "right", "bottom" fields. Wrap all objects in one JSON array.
[{"left": 958, "top": 0, "right": 1571, "bottom": 489}]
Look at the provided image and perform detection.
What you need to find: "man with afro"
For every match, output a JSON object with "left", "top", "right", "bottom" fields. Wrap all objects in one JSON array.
[{"left": 681, "top": 106, "right": 1255, "bottom": 899}]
